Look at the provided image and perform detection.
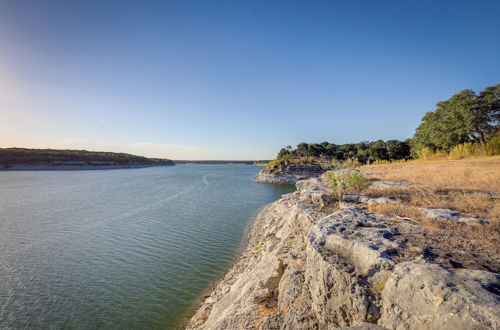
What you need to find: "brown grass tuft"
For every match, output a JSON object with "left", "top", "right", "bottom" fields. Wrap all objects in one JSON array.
[
  {"left": 368, "top": 202, "right": 427, "bottom": 221},
  {"left": 420, "top": 219, "right": 500, "bottom": 257}
]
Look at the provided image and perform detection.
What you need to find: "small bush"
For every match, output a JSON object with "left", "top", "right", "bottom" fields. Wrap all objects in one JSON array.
[
  {"left": 320, "top": 158, "right": 340, "bottom": 170},
  {"left": 297, "top": 156, "right": 314, "bottom": 165},
  {"left": 266, "top": 154, "right": 291, "bottom": 173},
  {"left": 326, "top": 170, "right": 372, "bottom": 197},
  {"left": 341, "top": 158, "right": 361, "bottom": 169}
]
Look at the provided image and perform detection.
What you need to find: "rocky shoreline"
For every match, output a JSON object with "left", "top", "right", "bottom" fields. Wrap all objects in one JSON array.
[
  {"left": 186, "top": 174, "right": 499, "bottom": 329},
  {"left": 253, "top": 165, "right": 324, "bottom": 184}
]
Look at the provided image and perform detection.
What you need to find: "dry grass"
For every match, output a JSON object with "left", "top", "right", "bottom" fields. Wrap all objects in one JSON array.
[
  {"left": 365, "top": 186, "right": 499, "bottom": 221},
  {"left": 363, "top": 156, "right": 500, "bottom": 192},
  {"left": 368, "top": 202, "right": 427, "bottom": 221},
  {"left": 363, "top": 156, "right": 500, "bottom": 271},
  {"left": 369, "top": 202, "right": 500, "bottom": 260}
]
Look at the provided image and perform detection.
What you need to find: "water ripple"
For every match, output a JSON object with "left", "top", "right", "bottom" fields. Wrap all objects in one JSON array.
[{"left": 0, "top": 166, "right": 294, "bottom": 329}]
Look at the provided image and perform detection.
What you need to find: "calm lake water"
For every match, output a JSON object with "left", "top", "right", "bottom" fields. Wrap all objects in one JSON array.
[{"left": 0, "top": 165, "right": 294, "bottom": 329}]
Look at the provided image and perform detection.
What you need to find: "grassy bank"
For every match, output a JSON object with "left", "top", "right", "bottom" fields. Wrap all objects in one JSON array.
[
  {"left": 363, "top": 156, "right": 500, "bottom": 192},
  {"left": 362, "top": 156, "right": 500, "bottom": 222},
  {"left": 357, "top": 156, "right": 500, "bottom": 259}
]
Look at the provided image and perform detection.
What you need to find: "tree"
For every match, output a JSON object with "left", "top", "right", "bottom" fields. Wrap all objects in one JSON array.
[
  {"left": 295, "top": 143, "right": 309, "bottom": 157},
  {"left": 368, "top": 140, "right": 388, "bottom": 160},
  {"left": 386, "top": 140, "right": 410, "bottom": 160},
  {"left": 412, "top": 84, "right": 499, "bottom": 152},
  {"left": 475, "top": 84, "right": 500, "bottom": 143},
  {"left": 277, "top": 148, "right": 290, "bottom": 158}
]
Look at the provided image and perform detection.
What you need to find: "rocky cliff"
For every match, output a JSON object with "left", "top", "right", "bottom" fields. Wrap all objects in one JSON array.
[
  {"left": 253, "top": 164, "right": 324, "bottom": 184},
  {"left": 186, "top": 175, "right": 499, "bottom": 329}
]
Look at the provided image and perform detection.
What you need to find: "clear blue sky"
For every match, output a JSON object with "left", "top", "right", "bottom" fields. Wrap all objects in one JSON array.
[{"left": 1, "top": 0, "right": 499, "bottom": 160}]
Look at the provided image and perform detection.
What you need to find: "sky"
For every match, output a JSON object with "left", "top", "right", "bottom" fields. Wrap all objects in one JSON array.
[{"left": 1, "top": 0, "right": 499, "bottom": 160}]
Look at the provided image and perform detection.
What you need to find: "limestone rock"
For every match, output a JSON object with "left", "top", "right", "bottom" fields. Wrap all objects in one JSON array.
[
  {"left": 254, "top": 165, "right": 324, "bottom": 184},
  {"left": 422, "top": 208, "right": 490, "bottom": 225},
  {"left": 340, "top": 324, "right": 389, "bottom": 330},
  {"left": 379, "top": 262, "right": 499, "bottom": 329},
  {"left": 186, "top": 176, "right": 499, "bottom": 330},
  {"left": 370, "top": 180, "right": 411, "bottom": 189}
]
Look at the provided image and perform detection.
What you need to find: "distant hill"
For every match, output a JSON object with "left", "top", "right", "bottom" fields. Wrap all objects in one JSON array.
[{"left": 0, "top": 148, "right": 174, "bottom": 169}]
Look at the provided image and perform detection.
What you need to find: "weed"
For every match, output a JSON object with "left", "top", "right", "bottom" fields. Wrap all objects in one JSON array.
[
  {"left": 326, "top": 170, "right": 372, "bottom": 197},
  {"left": 374, "top": 282, "right": 385, "bottom": 294}
]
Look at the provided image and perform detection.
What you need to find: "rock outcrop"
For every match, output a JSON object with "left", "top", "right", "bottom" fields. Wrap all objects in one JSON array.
[
  {"left": 254, "top": 164, "right": 324, "bottom": 184},
  {"left": 186, "top": 175, "right": 499, "bottom": 329}
]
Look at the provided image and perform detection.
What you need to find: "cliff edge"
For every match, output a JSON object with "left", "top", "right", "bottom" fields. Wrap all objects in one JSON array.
[
  {"left": 187, "top": 174, "right": 499, "bottom": 329},
  {"left": 253, "top": 164, "right": 324, "bottom": 184}
]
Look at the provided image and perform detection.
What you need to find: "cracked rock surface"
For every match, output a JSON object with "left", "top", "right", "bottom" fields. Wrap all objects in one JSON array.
[
  {"left": 186, "top": 175, "right": 499, "bottom": 329},
  {"left": 253, "top": 165, "right": 324, "bottom": 184}
]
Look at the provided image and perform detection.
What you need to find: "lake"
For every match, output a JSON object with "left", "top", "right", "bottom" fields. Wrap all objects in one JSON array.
[{"left": 0, "top": 165, "right": 294, "bottom": 329}]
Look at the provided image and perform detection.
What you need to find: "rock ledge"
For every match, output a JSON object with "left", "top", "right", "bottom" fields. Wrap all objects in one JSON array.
[{"left": 186, "top": 175, "right": 499, "bottom": 329}]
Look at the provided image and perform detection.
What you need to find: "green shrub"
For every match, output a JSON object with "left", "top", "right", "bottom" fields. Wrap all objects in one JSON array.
[
  {"left": 326, "top": 170, "right": 372, "bottom": 197},
  {"left": 341, "top": 158, "right": 361, "bottom": 169},
  {"left": 266, "top": 154, "right": 291, "bottom": 173},
  {"left": 297, "top": 156, "right": 314, "bottom": 165}
]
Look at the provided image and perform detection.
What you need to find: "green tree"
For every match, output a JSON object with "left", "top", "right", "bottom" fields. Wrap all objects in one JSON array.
[
  {"left": 475, "top": 84, "right": 500, "bottom": 143},
  {"left": 386, "top": 139, "right": 410, "bottom": 160},
  {"left": 368, "top": 140, "right": 388, "bottom": 160},
  {"left": 412, "top": 84, "right": 499, "bottom": 152}
]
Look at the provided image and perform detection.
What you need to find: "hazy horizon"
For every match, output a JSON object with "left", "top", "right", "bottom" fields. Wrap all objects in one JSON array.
[{"left": 1, "top": 0, "right": 499, "bottom": 160}]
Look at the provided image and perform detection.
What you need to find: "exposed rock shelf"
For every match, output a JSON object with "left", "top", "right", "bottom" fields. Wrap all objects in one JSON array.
[
  {"left": 186, "top": 175, "right": 499, "bottom": 329},
  {"left": 253, "top": 164, "right": 324, "bottom": 184}
]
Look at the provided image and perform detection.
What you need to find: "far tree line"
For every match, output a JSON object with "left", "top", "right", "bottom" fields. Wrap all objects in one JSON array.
[
  {"left": 277, "top": 140, "right": 411, "bottom": 164},
  {"left": 276, "top": 83, "right": 499, "bottom": 164}
]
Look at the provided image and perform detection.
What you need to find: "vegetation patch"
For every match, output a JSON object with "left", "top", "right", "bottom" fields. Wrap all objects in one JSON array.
[
  {"left": 417, "top": 138, "right": 500, "bottom": 160},
  {"left": 411, "top": 84, "right": 499, "bottom": 154},
  {"left": 326, "top": 170, "right": 372, "bottom": 197},
  {"left": 373, "top": 281, "right": 386, "bottom": 294},
  {"left": 253, "top": 245, "right": 263, "bottom": 252},
  {"left": 266, "top": 83, "right": 499, "bottom": 173},
  {"left": 275, "top": 139, "right": 411, "bottom": 166}
]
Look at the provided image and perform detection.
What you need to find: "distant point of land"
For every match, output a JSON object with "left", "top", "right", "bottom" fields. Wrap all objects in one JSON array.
[{"left": 0, "top": 147, "right": 174, "bottom": 170}]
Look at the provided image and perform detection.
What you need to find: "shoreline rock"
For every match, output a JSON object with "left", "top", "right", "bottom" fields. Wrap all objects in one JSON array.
[
  {"left": 253, "top": 165, "right": 324, "bottom": 184},
  {"left": 186, "top": 175, "right": 499, "bottom": 329}
]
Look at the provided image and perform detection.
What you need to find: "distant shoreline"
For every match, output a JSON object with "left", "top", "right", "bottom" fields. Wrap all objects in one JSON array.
[
  {"left": 0, "top": 147, "right": 175, "bottom": 170},
  {"left": 0, "top": 164, "right": 172, "bottom": 171}
]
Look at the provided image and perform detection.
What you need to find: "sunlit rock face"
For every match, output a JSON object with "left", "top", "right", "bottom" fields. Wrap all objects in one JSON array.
[
  {"left": 253, "top": 164, "right": 324, "bottom": 184},
  {"left": 187, "top": 174, "right": 499, "bottom": 330}
]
